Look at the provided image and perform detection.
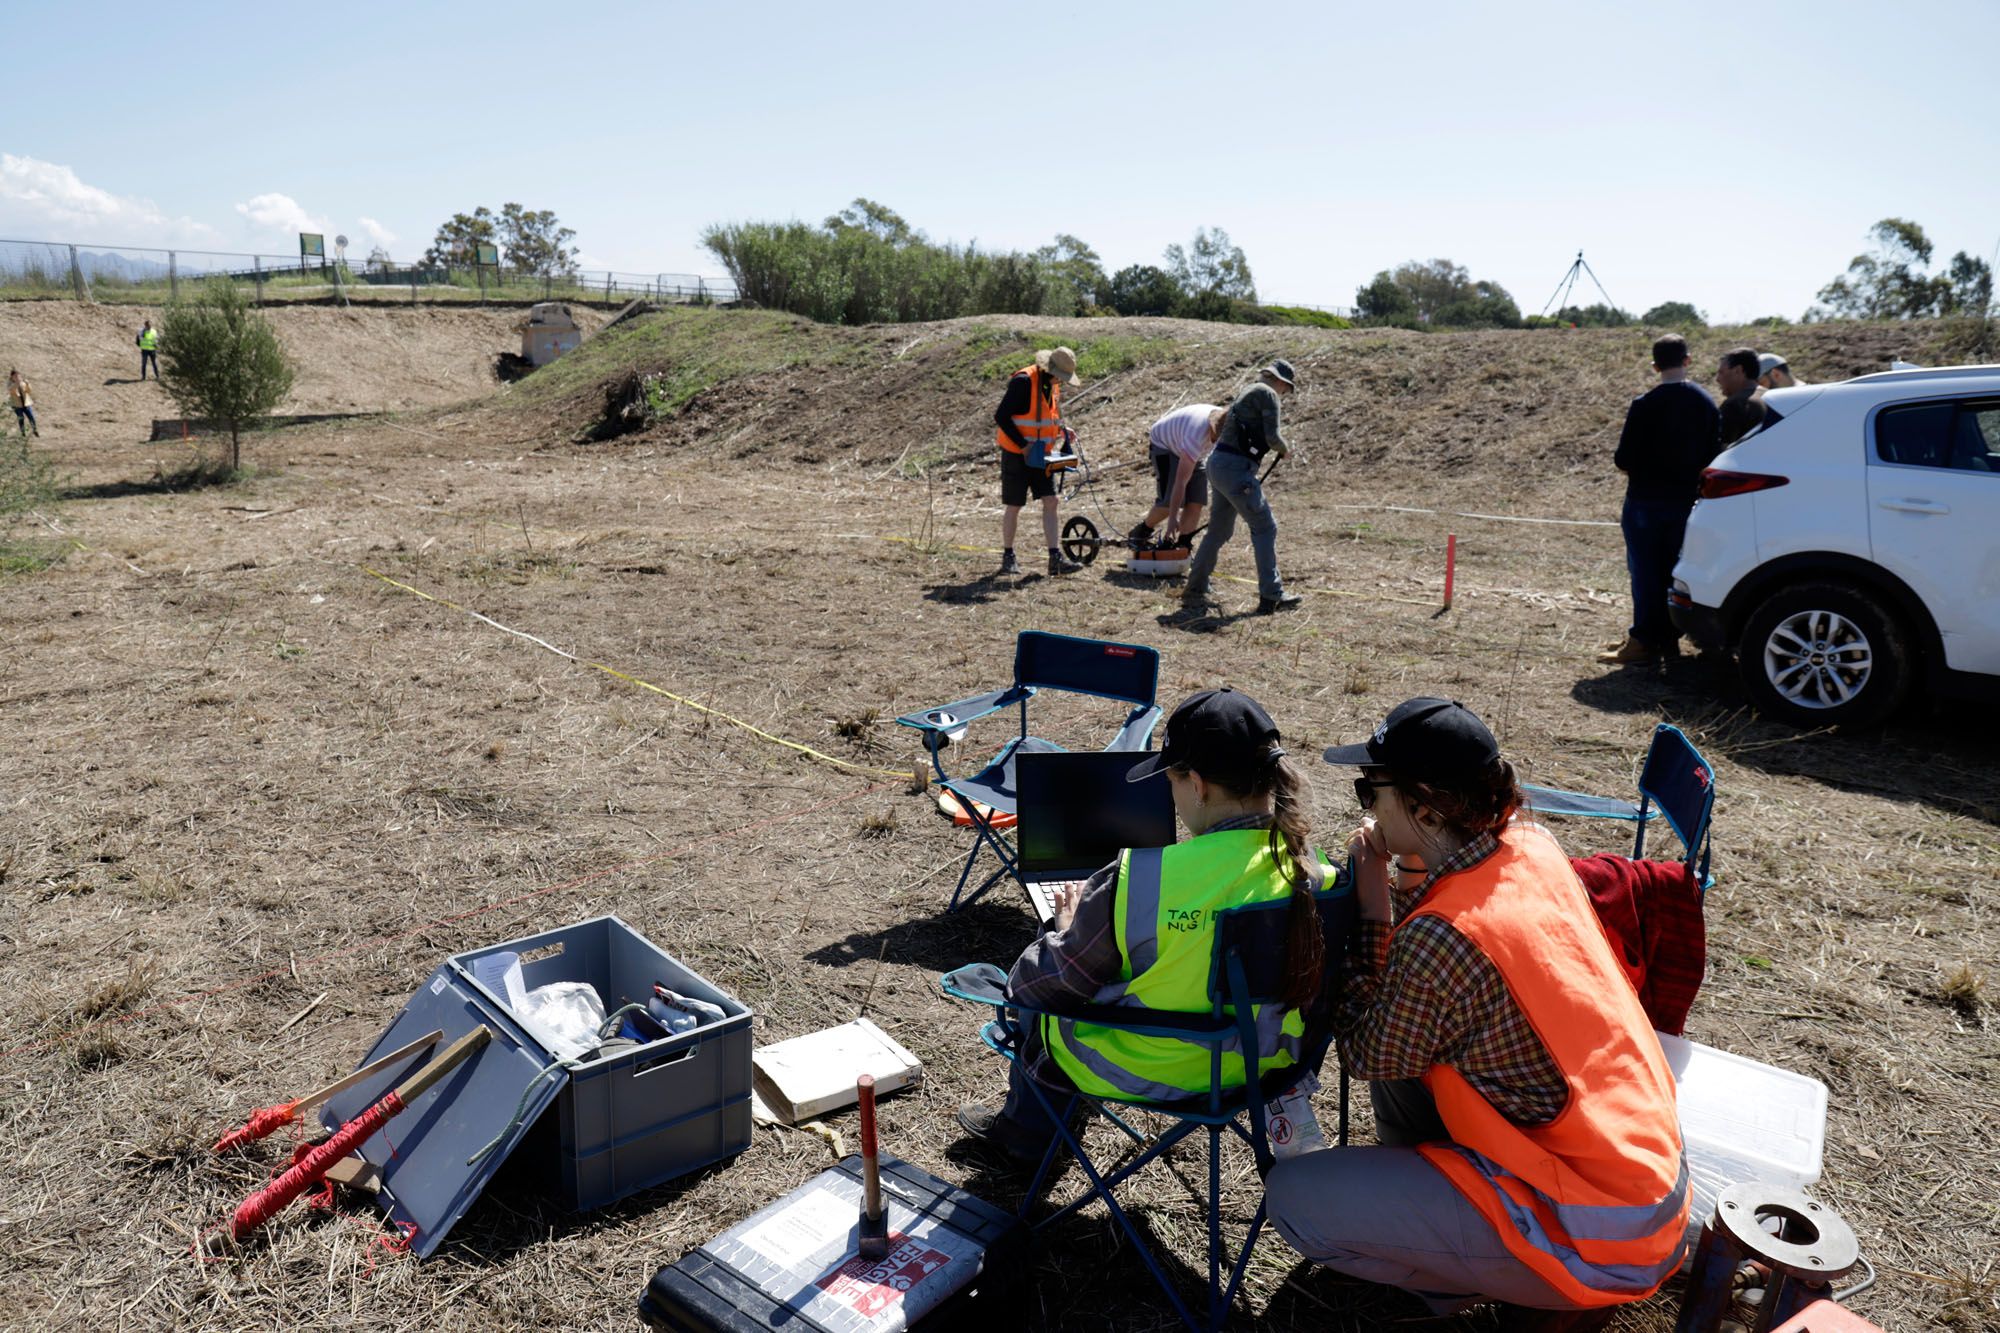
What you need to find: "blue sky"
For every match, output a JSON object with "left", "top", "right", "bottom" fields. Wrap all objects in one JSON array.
[{"left": 5, "top": 0, "right": 1996, "bottom": 322}]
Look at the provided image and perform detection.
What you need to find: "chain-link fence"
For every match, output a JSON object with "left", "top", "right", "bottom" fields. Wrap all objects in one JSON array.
[{"left": 0, "top": 237, "right": 739, "bottom": 308}]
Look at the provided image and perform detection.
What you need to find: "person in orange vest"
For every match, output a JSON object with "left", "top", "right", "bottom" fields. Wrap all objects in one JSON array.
[
  {"left": 1270, "top": 698, "right": 1688, "bottom": 1331},
  {"left": 992, "top": 346, "right": 1083, "bottom": 577}
]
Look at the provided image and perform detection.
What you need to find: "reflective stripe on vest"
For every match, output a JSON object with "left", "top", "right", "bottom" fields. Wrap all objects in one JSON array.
[
  {"left": 1043, "top": 828, "right": 1305, "bottom": 1102},
  {"left": 1406, "top": 823, "right": 1690, "bottom": 1306},
  {"left": 139, "top": 328, "right": 159, "bottom": 350},
  {"left": 995, "top": 365, "right": 1061, "bottom": 456}
]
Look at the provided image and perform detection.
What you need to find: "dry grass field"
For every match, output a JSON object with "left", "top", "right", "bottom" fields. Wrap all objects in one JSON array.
[{"left": 0, "top": 300, "right": 1993, "bottom": 1331}]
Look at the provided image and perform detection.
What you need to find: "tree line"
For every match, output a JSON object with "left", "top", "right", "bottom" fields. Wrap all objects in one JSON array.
[
  {"left": 699, "top": 200, "right": 1343, "bottom": 327},
  {"left": 1357, "top": 218, "right": 1993, "bottom": 331}
]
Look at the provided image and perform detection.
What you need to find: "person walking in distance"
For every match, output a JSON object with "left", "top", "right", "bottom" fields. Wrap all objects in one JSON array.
[
  {"left": 8, "top": 370, "right": 39, "bottom": 438},
  {"left": 1600, "top": 334, "right": 1719, "bottom": 665},
  {"left": 136, "top": 319, "right": 161, "bottom": 381},
  {"left": 993, "top": 346, "right": 1084, "bottom": 577},
  {"left": 1183, "top": 361, "right": 1302, "bottom": 615}
]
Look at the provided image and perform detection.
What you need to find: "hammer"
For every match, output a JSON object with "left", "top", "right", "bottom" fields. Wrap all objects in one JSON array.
[{"left": 856, "top": 1073, "right": 890, "bottom": 1258}]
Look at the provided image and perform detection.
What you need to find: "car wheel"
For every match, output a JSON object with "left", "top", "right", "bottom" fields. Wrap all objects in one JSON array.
[{"left": 1738, "top": 582, "right": 1911, "bottom": 728}]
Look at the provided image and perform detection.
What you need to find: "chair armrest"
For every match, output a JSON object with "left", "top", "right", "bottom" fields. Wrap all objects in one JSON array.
[
  {"left": 894, "top": 686, "right": 1032, "bottom": 736},
  {"left": 1520, "top": 784, "right": 1655, "bottom": 822},
  {"left": 1105, "top": 703, "right": 1163, "bottom": 753}
]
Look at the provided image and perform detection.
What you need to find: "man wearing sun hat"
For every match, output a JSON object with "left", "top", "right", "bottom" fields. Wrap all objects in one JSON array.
[
  {"left": 993, "top": 346, "right": 1085, "bottom": 577},
  {"left": 1183, "top": 359, "right": 1302, "bottom": 615}
]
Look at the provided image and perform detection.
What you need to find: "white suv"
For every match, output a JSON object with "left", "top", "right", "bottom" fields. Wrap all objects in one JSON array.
[{"left": 1670, "top": 365, "right": 2000, "bottom": 727}]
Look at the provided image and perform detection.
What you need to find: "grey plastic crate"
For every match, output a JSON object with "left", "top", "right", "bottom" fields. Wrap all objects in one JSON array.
[{"left": 454, "top": 915, "right": 754, "bottom": 1212}]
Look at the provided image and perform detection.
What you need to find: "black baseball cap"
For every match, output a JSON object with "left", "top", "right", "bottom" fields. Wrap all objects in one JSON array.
[
  {"left": 1321, "top": 697, "right": 1499, "bottom": 784},
  {"left": 1127, "top": 687, "right": 1281, "bottom": 783}
]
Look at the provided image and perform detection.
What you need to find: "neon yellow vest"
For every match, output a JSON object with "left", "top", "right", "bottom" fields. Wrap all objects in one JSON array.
[
  {"left": 139, "top": 328, "right": 159, "bottom": 350},
  {"left": 1043, "top": 828, "right": 1310, "bottom": 1102}
]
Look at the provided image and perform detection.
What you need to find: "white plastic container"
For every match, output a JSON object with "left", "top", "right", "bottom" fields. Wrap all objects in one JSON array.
[{"left": 1656, "top": 1030, "right": 1827, "bottom": 1241}]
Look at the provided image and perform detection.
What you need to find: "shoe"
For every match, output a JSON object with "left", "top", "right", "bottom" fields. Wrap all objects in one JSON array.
[
  {"left": 1049, "top": 550, "right": 1082, "bottom": 575},
  {"left": 1596, "top": 635, "right": 1658, "bottom": 664},
  {"left": 1255, "top": 592, "right": 1303, "bottom": 615},
  {"left": 1127, "top": 522, "right": 1154, "bottom": 546},
  {"left": 998, "top": 551, "right": 1021, "bottom": 576},
  {"left": 955, "top": 1103, "right": 1055, "bottom": 1168}
]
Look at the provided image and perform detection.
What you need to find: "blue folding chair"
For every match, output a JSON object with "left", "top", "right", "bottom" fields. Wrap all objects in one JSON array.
[
  {"left": 896, "top": 631, "right": 1161, "bottom": 913},
  {"left": 1521, "top": 722, "right": 1716, "bottom": 888},
  {"left": 941, "top": 874, "right": 1355, "bottom": 1333}
]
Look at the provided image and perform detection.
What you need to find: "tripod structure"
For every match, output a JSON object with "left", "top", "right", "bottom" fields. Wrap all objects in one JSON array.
[{"left": 1539, "top": 250, "right": 1619, "bottom": 319}]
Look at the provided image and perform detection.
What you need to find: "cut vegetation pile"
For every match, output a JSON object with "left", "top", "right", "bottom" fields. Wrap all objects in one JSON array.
[{"left": 0, "top": 300, "right": 1992, "bottom": 1332}]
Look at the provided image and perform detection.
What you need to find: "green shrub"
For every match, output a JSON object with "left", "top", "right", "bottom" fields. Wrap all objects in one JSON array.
[
  {"left": 1257, "top": 304, "right": 1353, "bottom": 329},
  {"left": 158, "top": 279, "right": 296, "bottom": 471}
]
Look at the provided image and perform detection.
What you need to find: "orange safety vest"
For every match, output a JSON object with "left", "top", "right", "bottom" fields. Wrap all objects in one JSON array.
[
  {"left": 1403, "top": 823, "right": 1689, "bottom": 1307},
  {"left": 995, "top": 366, "right": 1062, "bottom": 456}
]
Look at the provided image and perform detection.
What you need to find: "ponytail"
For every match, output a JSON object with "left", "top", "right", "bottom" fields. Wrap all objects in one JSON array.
[{"left": 1261, "top": 750, "right": 1324, "bottom": 1011}]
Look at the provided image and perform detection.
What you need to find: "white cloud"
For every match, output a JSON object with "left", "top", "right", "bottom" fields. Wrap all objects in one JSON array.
[
  {"left": 234, "top": 192, "right": 328, "bottom": 243},
  {"left": 356, "top": 216, "right": 396, "bottom": 250},
  {"left": 0, "top": 153, "right": 217, "bottom": 245}
]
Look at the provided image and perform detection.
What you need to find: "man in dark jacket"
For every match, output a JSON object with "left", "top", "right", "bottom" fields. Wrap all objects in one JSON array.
[
  {"left": 1716, "top": 346, "right": 1768, "bottom": 446},
  {"left": 1601, "top": 335, "right": 1720, "bottom": 664}
]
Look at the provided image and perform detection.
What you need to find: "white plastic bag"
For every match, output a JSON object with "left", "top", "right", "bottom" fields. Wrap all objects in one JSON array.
[{"left": 516, "top": 980, "right": 606, "bottom": 1061}]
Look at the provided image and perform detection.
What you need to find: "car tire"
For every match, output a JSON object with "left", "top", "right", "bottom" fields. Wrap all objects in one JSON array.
[{"left": 1738, "top": 582, "right": 1912, "bottom": 728}]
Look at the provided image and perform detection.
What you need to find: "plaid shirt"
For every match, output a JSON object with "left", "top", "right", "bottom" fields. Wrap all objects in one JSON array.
[
  {"left": 1332, "top": 830, "right": 1569, "bottom": 1127},
  {"left": 1007, "top": 814, "right": 1274, "bottom": 1089}
]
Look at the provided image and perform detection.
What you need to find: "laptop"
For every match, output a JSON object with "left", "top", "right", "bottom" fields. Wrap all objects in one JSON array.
[{"left": 1013, "top": 750, "right": 1178, "bottom": 931}]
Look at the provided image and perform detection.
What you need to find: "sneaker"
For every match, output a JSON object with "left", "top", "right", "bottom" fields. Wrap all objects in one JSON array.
[
  {"left": 1126, "top": 522, "right": 1154, "bottom": 547},
  {"left": 1048, "top": 550, "right": 1082, "bottom": 575},
  {"left": 955, "top": 1103, "right": 1055, "bottom": 1168},
  {"left": 1596, "top": 635, "right": 1658, "bottom": 664},
  {"left": 1255, "top": 592, "right": 1303, "bottom": 615},
  {"left": 998, "top": 550, "right": 1021, "bottom": 576}
]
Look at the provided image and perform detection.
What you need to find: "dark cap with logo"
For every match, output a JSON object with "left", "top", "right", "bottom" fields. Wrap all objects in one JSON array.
[
  {"left": 1127, "top": 687, "right": 1281, "bottom": 783},
  {"left": 1321, "top": 697, "right": 1499, "bottom": 784}
]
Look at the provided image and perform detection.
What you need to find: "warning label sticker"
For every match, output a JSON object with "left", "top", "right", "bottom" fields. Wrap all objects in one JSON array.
[{"left": 812, "top": 1232, "right": 953, "bottom": 1319}]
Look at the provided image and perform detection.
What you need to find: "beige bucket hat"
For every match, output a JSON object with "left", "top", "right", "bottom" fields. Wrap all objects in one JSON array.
[{"left": 1036, "top": 346, "right": 1081, "bottom": 386}]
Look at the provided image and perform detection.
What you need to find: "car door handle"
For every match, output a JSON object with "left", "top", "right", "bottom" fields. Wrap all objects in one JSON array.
[{"left": 1878, "top": 499, "right": 1950, "bottom": 515}]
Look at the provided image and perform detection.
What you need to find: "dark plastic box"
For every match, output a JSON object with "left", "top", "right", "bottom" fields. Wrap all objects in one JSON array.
[{"left": 453, "top": 916, "right": 755, "bottom": 1212}]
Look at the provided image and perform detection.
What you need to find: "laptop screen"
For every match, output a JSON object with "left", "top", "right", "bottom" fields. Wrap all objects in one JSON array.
[{"left": 1015, "top": 751, "right": 1177, "bottom": 875}]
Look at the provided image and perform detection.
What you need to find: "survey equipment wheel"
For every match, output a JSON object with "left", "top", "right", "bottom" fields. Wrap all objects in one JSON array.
[{"left": 1061, "top": 516, "right": 1101, "bottom": 566}]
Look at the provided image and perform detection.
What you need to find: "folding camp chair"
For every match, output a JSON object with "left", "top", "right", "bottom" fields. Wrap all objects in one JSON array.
[
  {"left": 1522, "top": 722, "right": 1717, "bottom": 888},
  {"left": 941, "top": 875, "right": 1355, "bottom": 1333},
  {"left": 896, "top": 630, "right": 1161, "bottom": 913}
]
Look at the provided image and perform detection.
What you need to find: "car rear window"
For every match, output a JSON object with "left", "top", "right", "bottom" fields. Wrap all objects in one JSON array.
[{"left": 1875, "top": 402, "right": 1958, "bottom": 466}]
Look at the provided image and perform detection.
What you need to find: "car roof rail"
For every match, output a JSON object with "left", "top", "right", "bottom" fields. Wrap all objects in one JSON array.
[{"left": 1844, "top": 364, "right": 2000, "bottom": 385}]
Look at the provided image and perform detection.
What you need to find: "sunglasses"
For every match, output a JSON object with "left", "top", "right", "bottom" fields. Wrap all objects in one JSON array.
[{"left": 1353, "top": 777, "right": 1395, "bottom": 810}]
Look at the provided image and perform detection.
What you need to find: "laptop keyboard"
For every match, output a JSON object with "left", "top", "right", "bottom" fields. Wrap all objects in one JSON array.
[{"left": 1026, "top": 879, "right": 1088, "bottom": 929}]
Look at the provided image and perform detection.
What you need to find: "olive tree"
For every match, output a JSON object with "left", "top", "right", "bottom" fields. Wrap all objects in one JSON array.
[{"left": 158, "top": 279, "right": 295, "bottom": 472}]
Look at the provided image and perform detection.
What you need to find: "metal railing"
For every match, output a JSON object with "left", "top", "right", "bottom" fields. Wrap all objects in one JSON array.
[{"left": 0, "top": 236, "right": 739, "bottom": 308}]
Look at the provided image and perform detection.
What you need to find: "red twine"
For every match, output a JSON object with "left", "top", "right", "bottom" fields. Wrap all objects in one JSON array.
[
  {"left": 229, "top": 1092, "right": 404, "bottom": 1240},
  {"left": 212, "top": 1100, "right": 303, "bottom": 1154}
]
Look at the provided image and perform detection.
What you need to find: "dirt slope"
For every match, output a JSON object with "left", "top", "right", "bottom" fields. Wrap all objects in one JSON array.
[{"left": 0, "top": 301, "right": 607, "bottom": 467}]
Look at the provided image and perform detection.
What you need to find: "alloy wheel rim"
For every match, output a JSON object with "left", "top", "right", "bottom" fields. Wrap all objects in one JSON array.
[{"left": 1762, "top": 608, "right": 1873, "bottom": 710}]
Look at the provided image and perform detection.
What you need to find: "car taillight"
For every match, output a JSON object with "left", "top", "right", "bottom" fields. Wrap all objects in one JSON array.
[{"left": 1699, "top": 469, "right": 1789, "bottom": 499}]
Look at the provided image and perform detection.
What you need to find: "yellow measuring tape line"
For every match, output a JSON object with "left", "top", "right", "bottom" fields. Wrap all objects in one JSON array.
[{"left": 360, "top": 566, "right": 911, "bottom": 780}]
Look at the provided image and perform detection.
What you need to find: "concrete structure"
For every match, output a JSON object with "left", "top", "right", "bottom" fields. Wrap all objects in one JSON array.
[{"left": 519, "top": 302, "right": 583, "bottom": 366}]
